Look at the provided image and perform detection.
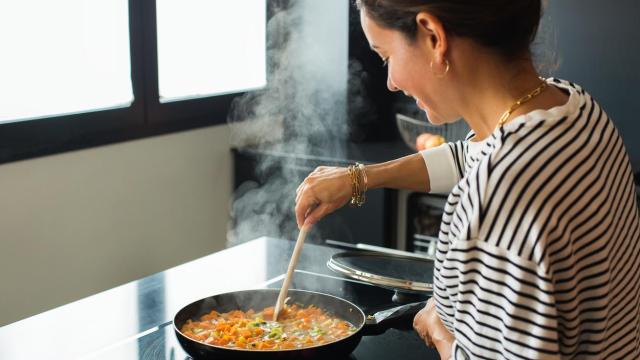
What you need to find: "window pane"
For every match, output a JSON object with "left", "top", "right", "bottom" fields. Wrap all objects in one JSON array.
[
  {"left": 0, "top": 1, "right": 133, "bottom": 123},
  {"left": 156, "top": 0, "right": 267, "bottom": 103}
]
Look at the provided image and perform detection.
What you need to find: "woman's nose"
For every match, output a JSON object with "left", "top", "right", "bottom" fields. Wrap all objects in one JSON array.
[{"left": 387, "top": 75, "right": 399, "bottom": 92}]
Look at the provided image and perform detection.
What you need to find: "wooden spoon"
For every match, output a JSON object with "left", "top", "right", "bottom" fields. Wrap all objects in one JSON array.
[{"left": 273, "top": 225, "right": 309, "bottom": 321}]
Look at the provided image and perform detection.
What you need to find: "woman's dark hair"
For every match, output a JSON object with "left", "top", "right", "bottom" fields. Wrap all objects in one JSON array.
[{"left": 355, "top": 0, "right": 542, "bottom": 60}]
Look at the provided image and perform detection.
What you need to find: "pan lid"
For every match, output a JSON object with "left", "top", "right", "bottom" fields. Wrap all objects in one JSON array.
[{"left": 327, "top": 251, "right": 433, "bottom": 293}]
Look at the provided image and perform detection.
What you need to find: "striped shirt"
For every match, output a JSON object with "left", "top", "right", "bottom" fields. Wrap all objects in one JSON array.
[{"left": 421, "top": 78, "right": 640, "bottom": 359}]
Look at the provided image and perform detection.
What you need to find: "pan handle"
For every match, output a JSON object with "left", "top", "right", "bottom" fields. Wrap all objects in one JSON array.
[{"left": 360, "top": 300, "right": 428, "bottom": 336}]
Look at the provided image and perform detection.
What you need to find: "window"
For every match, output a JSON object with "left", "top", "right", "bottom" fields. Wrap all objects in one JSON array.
[
  {"left": 156, "top": 0, "right": 266, "bottom": 102},
  {"left": 0, "top": 0, "right": 270, "bottom": 164},
  {"left": 0, "top": 1, "right": 133, "bottom": 123}
]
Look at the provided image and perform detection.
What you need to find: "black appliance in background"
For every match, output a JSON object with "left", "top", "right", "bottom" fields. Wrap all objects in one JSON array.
[
  {"left": 347, "top": 2, "right": 398, "bottom": 142},
  {"left": 394, "top": 191, "right": 447, "bottom": 257}
]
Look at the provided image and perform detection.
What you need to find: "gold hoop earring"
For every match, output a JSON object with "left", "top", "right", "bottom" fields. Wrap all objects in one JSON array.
[{"left": 430, "top": 59, "right": 450, "bottom": 78}]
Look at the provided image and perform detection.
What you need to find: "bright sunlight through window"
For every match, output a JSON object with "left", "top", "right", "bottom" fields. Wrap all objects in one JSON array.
[
  {"left": 0, "top": 1, "right": 133, "bottom": 123},
  {"left": 156, "top": 0, "right": 267, "bottom": 102}
]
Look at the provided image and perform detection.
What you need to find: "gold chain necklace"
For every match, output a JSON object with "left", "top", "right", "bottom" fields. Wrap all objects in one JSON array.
[{"left": 498, "top": 78, "right": 549, "bottom": 126}]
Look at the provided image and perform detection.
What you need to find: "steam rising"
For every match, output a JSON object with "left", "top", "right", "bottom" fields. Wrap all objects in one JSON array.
[{"left": 227, "top": 1, "right": 350, "bottom": 246}]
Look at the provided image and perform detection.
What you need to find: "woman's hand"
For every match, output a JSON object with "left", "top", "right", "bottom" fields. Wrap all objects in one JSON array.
[
  {"left": 295, "top": 166, "right": 352, "bottom": 228},
  {"left": 413, "top": 297, "right": 455, "bottom": 359}
]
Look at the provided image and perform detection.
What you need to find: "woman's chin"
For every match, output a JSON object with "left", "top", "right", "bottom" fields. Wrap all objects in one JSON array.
[
  {"left": 424, "top": 108, "right": 459, "bottom": 126},
  {"left": 424, "top": 110, "right": 445, "bottom": 125}
]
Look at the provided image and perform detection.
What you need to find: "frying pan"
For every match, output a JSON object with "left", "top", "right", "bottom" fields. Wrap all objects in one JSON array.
[{"left": 173, "top": 288, "right": 426, "bottom": 359}]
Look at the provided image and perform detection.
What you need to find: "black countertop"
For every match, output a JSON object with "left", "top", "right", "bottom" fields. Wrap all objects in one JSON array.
[{"left": 0, "top": 237, "right": 437, "bottom": 360}]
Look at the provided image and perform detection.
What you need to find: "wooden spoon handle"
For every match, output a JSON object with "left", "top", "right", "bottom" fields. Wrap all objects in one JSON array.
[{"left": 273, "top": 226, "right": 309, "bottom": 321}]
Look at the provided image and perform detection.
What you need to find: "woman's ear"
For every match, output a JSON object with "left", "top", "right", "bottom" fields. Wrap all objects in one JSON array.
[{"left": 415, "top": 12, "right": 448, "bottom": 63}]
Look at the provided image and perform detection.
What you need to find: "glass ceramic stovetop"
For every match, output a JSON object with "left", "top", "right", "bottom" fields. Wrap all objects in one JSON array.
[{"left": 81, "top": 270, "right": 435, "bottom": 360}]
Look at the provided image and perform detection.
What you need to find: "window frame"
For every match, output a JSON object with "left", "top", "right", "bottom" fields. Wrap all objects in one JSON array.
[{"left": 0, "top": 0, "right": 276, "bottom": 165}]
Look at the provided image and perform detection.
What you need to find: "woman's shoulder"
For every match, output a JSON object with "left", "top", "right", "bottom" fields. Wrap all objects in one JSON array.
[
  {"left": 489, "top": 77, "right": 608, "bottom": 162},
  {"left": 472, "top": 75, "right": 622, "bottom": 206},
  {"left": 502, "top": 77, "right": 588, "bottom": 133},
  {"left": 452, "top": 76, "right": 615, "bottom": 201}
]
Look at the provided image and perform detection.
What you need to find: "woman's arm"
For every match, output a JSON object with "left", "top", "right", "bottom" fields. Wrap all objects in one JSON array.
[{"left": 366, "top": 153, "right": 432, "bottom": 192}]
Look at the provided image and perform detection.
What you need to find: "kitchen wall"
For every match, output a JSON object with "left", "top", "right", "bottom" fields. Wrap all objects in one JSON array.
[
  {"left": 0, "top": 124, "right": 231, "bottom": 326},
  {"left": 539, "top": 0, "right": 640, "bottom": 171}
]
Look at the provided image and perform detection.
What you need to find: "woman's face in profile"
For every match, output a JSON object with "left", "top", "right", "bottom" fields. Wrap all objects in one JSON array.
[{"left": 359, "top": 9, "right": 456, "bottom": 125}]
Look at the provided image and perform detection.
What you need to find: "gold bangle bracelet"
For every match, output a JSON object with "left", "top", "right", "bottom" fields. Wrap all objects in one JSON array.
[
  {"left": 348, "top": 163, "right": 366, "bottom": 207},
  {"left": 357, "top": 162, "right": 368, "bottom": 193}
]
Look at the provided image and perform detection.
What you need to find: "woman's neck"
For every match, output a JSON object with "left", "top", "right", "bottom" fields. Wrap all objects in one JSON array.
[{"left": 451, "top": 46, "right": 543, "bottom": 141}]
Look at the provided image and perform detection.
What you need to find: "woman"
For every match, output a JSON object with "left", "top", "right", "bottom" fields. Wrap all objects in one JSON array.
[{"left": 295, "top": 0, "right": 640, "bottom": 359}]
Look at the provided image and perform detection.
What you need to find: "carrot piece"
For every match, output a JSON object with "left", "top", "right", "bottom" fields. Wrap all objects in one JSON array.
[
  {"left": 280, "top": 342, "right": 296, "bottom": 350},
  {"left": 262, "top": 306, "right": 274, "bottom": 318}
]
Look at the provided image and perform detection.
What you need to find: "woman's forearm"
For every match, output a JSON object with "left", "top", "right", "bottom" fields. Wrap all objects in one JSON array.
[{"left": 364, "top": 153, "right": 431, "bottom": 192}]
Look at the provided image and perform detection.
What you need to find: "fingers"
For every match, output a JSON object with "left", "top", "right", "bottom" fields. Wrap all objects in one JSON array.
[
  {"left": 413, "top": 298, "right": 437, "bottom": 348},
  {"left": 425, "top": 297, "right": 435, "bottom": 310},
  {"left": 414, "top": 320, "right": 433, "bottom": 347},
  {"left": 413, "top": 307, "right": 427, "bottom": 337},
  {"left": 422, "top": 331, "right": 434, "bottom": 348},
  {"left": 294, "top": 167, "right": 329, "bottom": 227},
  {"left": 295, "top": 194, "right": 317, "bottom": 229},
  {"left": 295, "top": 183, "right": 305, "bottom": 204},
  {"left": 303, "top": 203, "right": 331, "bottom": 227},
  {"left": 294, "top": 166, "right": 349, "bottom": 228}
]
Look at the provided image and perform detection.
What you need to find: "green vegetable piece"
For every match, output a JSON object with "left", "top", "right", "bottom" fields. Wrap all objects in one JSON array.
[{"left": 268, "top": 327, "right": 283, "bottom": 339}]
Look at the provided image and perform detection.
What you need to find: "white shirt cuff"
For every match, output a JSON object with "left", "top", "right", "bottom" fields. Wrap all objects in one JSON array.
[{"left": 420, "top": 144, "right": 458, "bottom": 194}]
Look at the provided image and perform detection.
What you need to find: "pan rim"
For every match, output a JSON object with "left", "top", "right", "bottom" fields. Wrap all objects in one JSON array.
[{"left": 173, "top": 288, "right": 367, "bottom": 353}]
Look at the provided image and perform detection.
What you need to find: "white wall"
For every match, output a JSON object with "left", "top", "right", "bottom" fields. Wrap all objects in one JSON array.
[{"left": 0, "top": 124, "right": 231, "bottom": 326}]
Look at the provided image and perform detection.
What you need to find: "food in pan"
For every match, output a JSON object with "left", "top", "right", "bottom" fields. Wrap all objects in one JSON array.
[{"left": 180, "top": 304, "right": 357, "bottom": 350}]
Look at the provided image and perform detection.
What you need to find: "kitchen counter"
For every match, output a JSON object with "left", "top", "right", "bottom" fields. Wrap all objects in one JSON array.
[{"left": 0, "top": 237, "right": 437, "bottom": 360}]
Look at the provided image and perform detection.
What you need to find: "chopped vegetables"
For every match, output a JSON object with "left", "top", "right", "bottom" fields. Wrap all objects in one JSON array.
[{"left": 180, "top": 304, "right": 357, "bottom": 350}]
